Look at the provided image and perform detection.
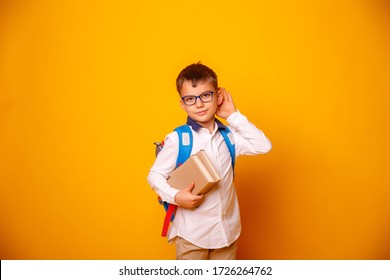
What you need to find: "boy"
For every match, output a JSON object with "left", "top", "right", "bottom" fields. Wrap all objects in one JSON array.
[{"left": 147, "top": 62, "right": 272, "bottom": 260}]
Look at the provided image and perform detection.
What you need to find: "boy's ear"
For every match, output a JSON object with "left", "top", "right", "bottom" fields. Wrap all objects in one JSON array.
[
  {"left": 179, "top": 100, "right": 187, "bottom": 112},
  {"left": 217, "top": 88, "right": 223, "bottom": 106}
]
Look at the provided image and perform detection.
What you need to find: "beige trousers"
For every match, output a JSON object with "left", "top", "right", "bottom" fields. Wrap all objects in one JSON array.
[{"left": 175, "top": 237, "right": 237, "bottom": 260}]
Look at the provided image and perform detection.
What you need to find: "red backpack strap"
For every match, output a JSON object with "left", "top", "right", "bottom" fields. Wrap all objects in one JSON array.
[{"left": 161, "top": 204, "right": 177, "bottom": 237}]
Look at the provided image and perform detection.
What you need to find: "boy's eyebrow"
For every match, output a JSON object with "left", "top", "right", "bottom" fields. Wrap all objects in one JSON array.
[
  {"left": 195, "top": 90, "right": 215, "bottom": 96},
  {"left": 181, "top": 89, "right": 215, "bottom": 97}
]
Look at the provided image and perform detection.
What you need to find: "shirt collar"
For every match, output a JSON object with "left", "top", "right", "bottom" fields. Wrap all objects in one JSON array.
[{"left": 186, "top": 116, "right": 228, "bottom": 132}]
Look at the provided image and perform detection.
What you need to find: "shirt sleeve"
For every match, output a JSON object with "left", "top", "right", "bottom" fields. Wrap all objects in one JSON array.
[
  {"left": 226, "top": 110, "right": 272, "bottom": 156},
  {"left": 147, "top": 131, "right": 181, "bottom": 204}
]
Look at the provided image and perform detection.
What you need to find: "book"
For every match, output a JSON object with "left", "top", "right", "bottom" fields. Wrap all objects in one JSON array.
[{"left": 167, "top": 150, "right": 221, "bottom": 195}]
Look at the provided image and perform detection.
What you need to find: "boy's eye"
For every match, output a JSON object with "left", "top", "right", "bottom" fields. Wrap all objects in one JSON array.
[
  {"left": 201, "top": 93, "right": 211, "bottom": 98},
  {"left": 185, "top": 97, "right": 195, "bottom": 103}
]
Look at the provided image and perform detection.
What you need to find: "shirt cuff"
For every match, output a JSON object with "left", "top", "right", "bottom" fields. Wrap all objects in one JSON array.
[
  {"left": 168, "top": 188, "right": 180, "bottom": 205},
  {"left": 226, "top": 110, "right": 243, "bottom": 126}
]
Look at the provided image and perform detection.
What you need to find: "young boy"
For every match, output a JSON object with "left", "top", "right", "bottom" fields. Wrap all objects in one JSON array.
[{"left": 147, "top": 62, "right": 272, "bottom": 260}]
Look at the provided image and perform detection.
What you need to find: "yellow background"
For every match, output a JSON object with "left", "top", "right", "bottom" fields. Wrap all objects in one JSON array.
[{"left": 1, "top": 0, "right": 389, "bottom": 259}]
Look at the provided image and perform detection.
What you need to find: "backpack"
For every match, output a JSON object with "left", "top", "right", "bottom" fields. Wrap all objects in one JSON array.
[{"left": 155, "top": 124, "right": 236, "bottom": 237}]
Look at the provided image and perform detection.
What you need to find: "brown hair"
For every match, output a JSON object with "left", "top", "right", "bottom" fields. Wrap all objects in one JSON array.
[{"left": 176, "top": 62, "right": 218, "bottom": 94}]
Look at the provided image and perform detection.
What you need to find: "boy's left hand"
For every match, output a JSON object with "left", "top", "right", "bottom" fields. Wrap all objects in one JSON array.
[{"left": 216, "top": 87, "right": 236, "bottom": 120}]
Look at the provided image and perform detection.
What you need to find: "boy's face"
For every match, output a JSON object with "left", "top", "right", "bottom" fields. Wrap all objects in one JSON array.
[{"left": 179, "top": 80, "right": 221, "bottom": 128}]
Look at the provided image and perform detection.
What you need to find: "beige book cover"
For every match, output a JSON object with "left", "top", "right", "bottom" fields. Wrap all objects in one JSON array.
[{"left": 167, "top": 150, "right": 221, "bottom": 195}]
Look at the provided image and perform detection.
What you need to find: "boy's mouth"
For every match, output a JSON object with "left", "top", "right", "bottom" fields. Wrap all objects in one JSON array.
[{"left": 196, "top": 110, "right": 208, "bottom": 116}]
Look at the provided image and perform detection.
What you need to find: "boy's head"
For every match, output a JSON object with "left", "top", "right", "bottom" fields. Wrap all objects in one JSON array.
[
  {"left": 176, "top": 62, "right": 218, "bottom": 94},
  {"left": 176, "top": 62, "right": 223, "bottom": 130}
]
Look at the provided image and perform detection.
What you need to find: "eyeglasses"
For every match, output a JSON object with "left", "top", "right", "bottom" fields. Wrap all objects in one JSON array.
[{"left": 181, "top": 91, "right": 214, "bottom": 106}]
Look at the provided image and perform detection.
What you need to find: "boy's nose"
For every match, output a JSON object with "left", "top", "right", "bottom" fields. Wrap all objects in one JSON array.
[{"left": 195, "top": 98, "right": 204, "bottom": 108}]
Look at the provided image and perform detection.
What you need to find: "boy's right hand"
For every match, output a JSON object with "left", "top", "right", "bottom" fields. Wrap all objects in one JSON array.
[{"left": 174, "top": 182, "right": 204, "bottom": 210}]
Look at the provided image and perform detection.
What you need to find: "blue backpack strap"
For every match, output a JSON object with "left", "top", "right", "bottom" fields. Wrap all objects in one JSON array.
[
  {"left": 174, "top": 125, "right": 193, "bottom": 167},
  {"left": 160, "top": 125, "right": 193, "bottom": 236},
  {"left": 219, "top": 126, "right": 236, "bottom": 171}
]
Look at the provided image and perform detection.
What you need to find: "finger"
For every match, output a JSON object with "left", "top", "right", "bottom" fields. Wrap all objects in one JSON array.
[
  {"left": 224, "top": 89, "right": 232, "bottom": 103},
  {"left": 225, "top": 91, "right": 232, "bottom": 102},
  {"left": 187, "top": 182, "right": 195, "bottom": 192},
  {"left": 193, "top": 195, "right": 205, "bottom": 208},
  {"left": 193, "top": 199, "right": 202, "bottom": 208},
  {"left": 193, "top": 194, "right": 204, "bottom": 201}
]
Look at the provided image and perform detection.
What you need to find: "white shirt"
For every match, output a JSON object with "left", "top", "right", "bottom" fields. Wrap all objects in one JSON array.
[{"left": 147, "top": 111, "right": 272, "bottom": 248}]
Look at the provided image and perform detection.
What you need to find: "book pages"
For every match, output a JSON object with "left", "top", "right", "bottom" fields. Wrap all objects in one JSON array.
[{"left": 167, "top": 150, "right": 221, "bottom": 195}]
